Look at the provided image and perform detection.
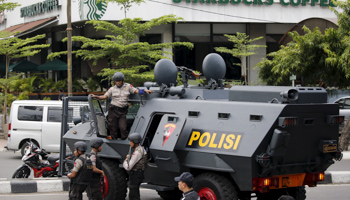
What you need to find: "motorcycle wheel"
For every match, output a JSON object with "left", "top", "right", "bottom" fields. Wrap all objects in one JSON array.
[{"left": 12, "top": 166, "right": 31, "bottom": 178}]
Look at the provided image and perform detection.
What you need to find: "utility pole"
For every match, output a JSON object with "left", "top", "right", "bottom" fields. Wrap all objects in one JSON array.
[{"left": 67, "top": 0, "right": 72, "bottom": 96}]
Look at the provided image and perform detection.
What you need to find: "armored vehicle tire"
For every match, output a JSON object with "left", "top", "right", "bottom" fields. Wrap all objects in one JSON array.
[
  {"left": 157, "top": 190, "right": 182, "bottom": 200},
  {"left": 256, "top": 186, "right": 306, "bottom": 200},
  {"left": 193, "top": 173, "right": 238, "bottom": 200},
  {"left": 101, "top": 158, "right": 127, "bottom": 200}
]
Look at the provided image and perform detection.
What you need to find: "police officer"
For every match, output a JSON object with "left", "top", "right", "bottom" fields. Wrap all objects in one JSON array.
[
  {"left": 87, "top": 138, "right": 105, "bottom": 200},
  {"left": 91, "top": 72, "right": 151, "bottom": 140},
  {"left": 123, "top": 133, "right": 147, "bottom": 200},
  {"left": 67, "top": 141, "right": 93, "bottom": 200},
  {"left": 174, "top": 172, "right": 200, "bottom": 200}
]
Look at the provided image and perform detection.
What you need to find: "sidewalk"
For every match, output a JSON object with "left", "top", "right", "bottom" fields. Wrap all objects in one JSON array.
[{"left": 0, "top": 138, "right": 349, "bottom": 194}]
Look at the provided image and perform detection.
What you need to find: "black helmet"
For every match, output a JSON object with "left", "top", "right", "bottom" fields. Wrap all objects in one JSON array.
[
  {"left": 90, "top": 138, "right": 103, "bottom": 149},
  {"left": 74, "top": 141, "right": 87, "bottom": 152},
  {"left": 128, "top": 133, "right": 142, "bottom": 144},
  {"left": 113, "top": 72, "right": 125, "bottom": 82}
]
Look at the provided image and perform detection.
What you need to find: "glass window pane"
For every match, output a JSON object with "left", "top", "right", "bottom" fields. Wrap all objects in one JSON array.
[
  {"left": 344, "top": 99, "right": 350, "bottom": 109},
  {"left": 213, "top": 24, "right": 245, "bottom": 34},
  {"left": 18, "top": 106, "right": 43, "bottom": 121},
  {"left": 175, "top": 24, "right": 210, "bottom": 42},
  {"left": 48, "top": 107, "right": 73, "bottom": 123}
]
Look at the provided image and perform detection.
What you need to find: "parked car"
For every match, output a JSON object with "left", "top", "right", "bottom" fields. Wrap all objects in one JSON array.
[
  {"left": 6, "top": 100, "right": 78, "bottom": 156},
  {"left": 334, "top": 96, "right": 350, "bottom": 128}
]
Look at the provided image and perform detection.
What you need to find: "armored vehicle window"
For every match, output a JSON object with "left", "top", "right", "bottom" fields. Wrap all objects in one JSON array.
[
  {"left": 189, "top": 111, "right": 200, "bottom": 117},
  {"left": 18, "top": 106, "right": 43, "bottom": 121},
  {"left": 48, "top": 107, "right": 73, "bottom": 123},
  {"left": 218, "top": 113, "right": 230, "bottom": 119},
  {"left": 127, "top": 102, "right": 140, "bottom": 131}
]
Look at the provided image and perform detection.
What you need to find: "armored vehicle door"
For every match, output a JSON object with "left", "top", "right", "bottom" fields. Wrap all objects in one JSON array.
[{"left": 149, "top": 114, "right": 186, "bottom": 172}]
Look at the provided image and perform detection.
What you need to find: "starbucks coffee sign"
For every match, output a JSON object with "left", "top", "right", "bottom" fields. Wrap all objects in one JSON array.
[
  {"left": 20, "top": 0, "right": 60, "bottom": 18},
  {"left": 172, "top": 0, "right": 336, "bottom": 7}
]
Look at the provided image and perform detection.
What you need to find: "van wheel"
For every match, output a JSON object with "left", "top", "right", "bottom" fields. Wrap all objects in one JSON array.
[
  {"left": 20, "top": 142, "right": 32, "bottom": 157},
  {"left": 101, "top": 158, "right": 127, "bottom": 200},
  {"left": 194, "top": 173, "right": 238, "bottom": 200}
]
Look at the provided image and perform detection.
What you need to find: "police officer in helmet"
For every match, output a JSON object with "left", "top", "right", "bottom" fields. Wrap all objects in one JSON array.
[
  {"left": 91, "top": 72, "right": 152, "bottom": 140},
  {"left": 68, "top": 141, "right": 93, "bottom": 200},
  {"left": 123, "top": 133, "right": 147, "bottom": 200},
  {"left": 87, "top": 138, "right": 105, "bottom": 200}
]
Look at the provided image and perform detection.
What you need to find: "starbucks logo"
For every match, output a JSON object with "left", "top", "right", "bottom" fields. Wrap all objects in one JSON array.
[{"left": 79, "top": 0, "right": 107, "bottom": 20}]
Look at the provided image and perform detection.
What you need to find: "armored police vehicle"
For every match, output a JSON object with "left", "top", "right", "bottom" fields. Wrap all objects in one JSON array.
[{"left": 60, "top": 53, "right": 343, "bottom": 200}]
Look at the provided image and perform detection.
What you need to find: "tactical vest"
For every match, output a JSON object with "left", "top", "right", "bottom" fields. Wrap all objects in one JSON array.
[
  {"left": 90, "top": 152, "right": 102, "bottom": 179},
  {"left": 133, "top": 147, "right": 147, "bottom": 170},
  {"left": 74, "top": 154, "right": 93, "bottom": 185}
]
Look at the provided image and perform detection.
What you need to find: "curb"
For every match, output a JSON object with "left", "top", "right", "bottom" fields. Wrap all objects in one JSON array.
[{"left": 0, "top": 178, "right": 70, "bottom": 194}]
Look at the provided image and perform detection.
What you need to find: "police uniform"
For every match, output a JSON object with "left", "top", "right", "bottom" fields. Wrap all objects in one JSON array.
[
  {"left": 69, "top": 154, "right": 92, "bottom": 200},
  {"left": 123, "top": 145, "right": 147, "bottom": 200},
  {"left": 181, "top": 190, "right": 200, "bottom": 200},
  {"left": 87, "top": 150, "right": 103, "bottom": 200},
  {"left": 105, "top": 83, "right": 137, "bottom": 139}
]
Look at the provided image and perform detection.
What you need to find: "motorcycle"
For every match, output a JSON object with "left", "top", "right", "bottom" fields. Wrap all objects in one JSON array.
[{"left": 12, "top": 141, "right": 74, "bottom": 178}]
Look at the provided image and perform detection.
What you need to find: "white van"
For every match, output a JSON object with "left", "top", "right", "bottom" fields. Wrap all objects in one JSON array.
[{"left": 6, "top": 100, "right": 74, "bottom": 156}]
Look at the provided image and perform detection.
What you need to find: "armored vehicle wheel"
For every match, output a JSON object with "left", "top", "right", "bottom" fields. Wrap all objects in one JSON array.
[
  {"left": 256, "top": 186, "right": 306, "bottom": 200},
  {"left": 101, "top": 158, "right": 127, "bottom": 200},
  {"left": 157, "top": 190, "right": 182, "bottom": 200},
  {"left": 194, "top": 173, "right": 238, "bottom": 200},
  {"left": 289, "top": 186, "right": 306, "bottom": 200}
]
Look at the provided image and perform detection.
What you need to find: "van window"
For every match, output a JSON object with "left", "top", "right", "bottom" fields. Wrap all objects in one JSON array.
[
  {"left": 48, "top": 107, "right": 74, "bottom": 122},
  {"left": 18, "top": 106, "right": 43, "bottom": 121}
]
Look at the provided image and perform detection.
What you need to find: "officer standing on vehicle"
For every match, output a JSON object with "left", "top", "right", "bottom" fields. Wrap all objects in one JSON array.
[
  {"left": 90, "top": 72, "right": 152, "bottom": 140},
  {"left": 123, "top": 132, "right": 147, "bottom": 200},
  {"left": 174, "top": 172, "right": 200, "bottom": 200},
  {"left": 87, "top": 138, "right": 105, "bottom": 200},
  {"left": 67, "top": 141, "right": 93, "bottom": 200}
]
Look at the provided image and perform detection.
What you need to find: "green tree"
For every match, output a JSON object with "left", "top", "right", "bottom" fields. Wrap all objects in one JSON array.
[
  {"left": 0, "top": 0, "right": 20, "bottom": 12},
  {"left": 102, "top": 0, "right": 144, "bottom": 18},
  {"left": 38, "top": 78, "right": 55, "bottom": 93},
  {"left": 49, "top": 15, "right": 193, "bottom": 86},
  {"left": 214, "top": 33, "right": 266, "bottom": 85},
  {"left": 0, "top": 31, "right": 50, "bottom": 128},
  {"left": 256, "top": 26, "right": 350, "bottom": 87}
]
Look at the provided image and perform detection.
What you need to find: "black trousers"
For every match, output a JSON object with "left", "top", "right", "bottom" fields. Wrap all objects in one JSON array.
[
  {"left": 69, "top": 183, "right": 88, "bottom": 200},
  {"left": 108, "top": 107, "right": 128, "bottom": 139},
  {"left": 87, "top": 176, "right": 103, "bottom": 200},
  {"left": 128, "top": 170, "right": 144, "bottom": 200}
]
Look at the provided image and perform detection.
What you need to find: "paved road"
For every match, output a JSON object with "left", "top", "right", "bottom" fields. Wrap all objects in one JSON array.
[{"left": 0, "top": 185, "right": 350, "bottom": 200}]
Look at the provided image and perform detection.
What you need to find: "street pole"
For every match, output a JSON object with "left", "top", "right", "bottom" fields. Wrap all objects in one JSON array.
[{"left": 67, "top": 0, "right": 72, "bottom": 96}]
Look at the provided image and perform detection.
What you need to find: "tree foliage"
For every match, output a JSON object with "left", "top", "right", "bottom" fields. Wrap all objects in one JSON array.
[
  {"left": 257, "top": 0, "right": 350, "bottom": 88},
  {"left": 0, "top": 31, "right": 50, "bottom": 126},
  {"left": 101, "top": 0, "right": 144, "bottom": 18},
  {"left": 0, "top": 0, "right": 20, "bottom": 13},
  {"left": 256, "top": 26, "right": 350, "bottom": 87},
  {"left": 215, "top": 33, "right": 266, "bottom": 84},
  {"left": 48, "top": 16, "right": 193, "bottom": 86}
]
